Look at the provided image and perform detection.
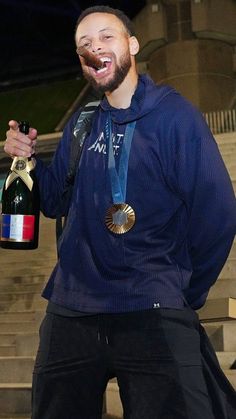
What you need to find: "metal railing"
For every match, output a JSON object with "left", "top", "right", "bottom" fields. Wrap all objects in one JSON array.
[{"left": 203, "top": 109, "right": 236, "bottom": 135}]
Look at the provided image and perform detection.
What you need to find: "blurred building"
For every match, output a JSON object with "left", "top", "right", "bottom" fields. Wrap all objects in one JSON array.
[{"left": 134, "top": 0, "right": 236, "bottom": 112}]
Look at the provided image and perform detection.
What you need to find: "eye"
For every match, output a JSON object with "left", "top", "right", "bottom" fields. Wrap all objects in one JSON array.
[
  {"left": 103, "top": 35, "right": 113, "bottom": 40},
  {"left": 82, "top": 41, "right": 91, "bottom": 49}
]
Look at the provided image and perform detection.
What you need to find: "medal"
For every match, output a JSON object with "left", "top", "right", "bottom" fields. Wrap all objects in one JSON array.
[
  {"left": 104, "top": 115, "right": 136, "bottom": 234},
  {"left": 105, "top": 203, "right": 136, "bottom": 234}
]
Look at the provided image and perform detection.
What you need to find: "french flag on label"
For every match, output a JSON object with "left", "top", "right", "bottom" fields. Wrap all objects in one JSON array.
[{"left": 1, "top": 214, "right": 35, "bottom": 242}]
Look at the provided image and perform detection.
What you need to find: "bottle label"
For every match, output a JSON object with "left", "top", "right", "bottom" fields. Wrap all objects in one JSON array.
[
  {"left": 1, "top": 214, "right": 35, "bottom": 242},
  {"left": 5, "top": 158, "right": 35, "bottom": 192}
]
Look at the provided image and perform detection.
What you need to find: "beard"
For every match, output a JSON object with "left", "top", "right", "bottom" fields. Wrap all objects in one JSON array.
[{"left": 82, "top": 50, "right": 132, "bottom": 94}]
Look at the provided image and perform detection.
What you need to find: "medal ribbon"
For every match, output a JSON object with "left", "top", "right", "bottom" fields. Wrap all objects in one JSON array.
[{"left": 105, "top": 113, "right": 136, "bottom": 204}]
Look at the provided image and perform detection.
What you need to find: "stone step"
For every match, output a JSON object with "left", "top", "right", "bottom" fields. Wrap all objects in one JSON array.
[
  {"left": 15, "top": 333, "right": 39, "bottom": 357},
  {"left": 219, "top": 151, "right": 236, "bottom": 158},
  {"left": 0, "top": 298, "right": 47, "bottom": 312},
  {"left": 0, "top": 333, "right": 39, "bottom": 352},
  {"left": 0, "top": 383, "right": 31, "bottom": 415},
  {"left": 221, "top": 155, "right": 236, "bottom": 164},
  {"left": 219, "top": 258, "right": 236, "bottom": 279},
  {"left": 223, "top": 159, "right": 236, "bottom": 167},
  {"left": 203, "top": 321, "right": 236, "bottom": 351},
  {"left": 0, "top": 283, "right": 44, "bottom": 294},
  {"left": 221, "top": 147, "right": 236, "bottom": 154},
  {"left": 0, "top": 261, "right": 55, "bottom": 272},
  {"left": 0, "top": 265, "right": 54, "bottom": 276},
  {"left": 220, "top": 149, "right": 236, "bottom": 158},
  {"left": 0, "top": 292, "right": 42, "bottom": 304},
  {"left": 0, "top": 357, "right": 34, "bottom": 383},
  {"left": 197, "top": 297, "right": 236, "bottom": 321},
  {"left": 227, "top": 169, "right": 236, "bottom": 179},
  {"left": 208, "top": 278, "right": 236, "bottom": 299},
  {"left": 216, "top": 351, "right": 236, "bottom": 369},
  {"left": 0, "top": 334, "right": 18, "bottom": 346},
  {"left": 221, "top": 136, "right": 236, "bottom": 148},
  {"left": 0, "top": 345, "right": 16, "bottom": 356},
  {"left": 224, "top": 370, "right": 236, "bottom": 389},
  {"left": 0, "top": 249, "right": 55, "bottom": 259},
  {"left": 105, "top": 380, "right": 123, "bottom": 419},
  {"left": 225, "top": 160, "right": 236, "bottom": 168},
  {"left": 220, "top": 141, "right": 236, "bottom": 149},
  {"left": 0, "top": 270, "right": 52, "bottom": 284},
  {"left": 219, "top": 154, "right": 236, "bottom": 161},
  {"left": 0, "top": 275, "right": 48, "bottom": 287},
  {"left": 0, "top": 274, "right": 51, "bottom": 286},
  {"left": 0, "top": 240, "right": 55, "bottom": 252},
  {"left": 215, "top": 132, "right": 236, "bottom": 145},
  {"left": 219, "top": 149, "right": 236, "bottom": 158},
  {"left": 0, "top": 247, "right": 56, "bottom": 257},
  {"left": 0, "top": 244, "right": 55, "bottom": 253},
  {"left": 0, "top": 321, "right": 39, "bottom": 334},
  {"left": 228, "top": 242, "right": 236, "bottom": 257},
  {"left": 0, "top": 311, "right": 44, "bottom": 323}
]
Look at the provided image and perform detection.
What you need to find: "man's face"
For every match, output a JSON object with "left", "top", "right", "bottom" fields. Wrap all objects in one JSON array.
[{"left": 75, "top": 13, "right": 133, "bottom": 94}]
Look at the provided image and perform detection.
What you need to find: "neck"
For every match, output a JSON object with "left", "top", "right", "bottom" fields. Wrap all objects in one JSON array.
[{"left": 105, "top": 68, "right": 138, "bottom": 109}]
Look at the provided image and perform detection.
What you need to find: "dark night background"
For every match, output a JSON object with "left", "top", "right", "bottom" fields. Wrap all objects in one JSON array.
[{"left": 0, "top": 0, "right": 146, "bottom": 87}]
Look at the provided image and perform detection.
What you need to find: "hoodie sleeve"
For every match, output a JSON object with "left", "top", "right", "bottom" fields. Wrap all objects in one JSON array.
[
  {"left": 34, "top": 110, "right": 80, "bottom": 218},
  {"left": 169, "top": 101, "right": 236, "bottom": 309}
]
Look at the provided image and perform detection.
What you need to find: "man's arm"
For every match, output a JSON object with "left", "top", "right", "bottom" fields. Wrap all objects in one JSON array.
[
  {"left": 169, "top": 104, "right": 236, "bottom": 309},
  {"left": 4, "top": 114, "right": 78, "bottom": 218}
]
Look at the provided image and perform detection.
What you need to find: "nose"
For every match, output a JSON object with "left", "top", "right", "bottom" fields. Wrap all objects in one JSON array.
[{"left": 91, "top": 40, "right": 102, "bottom": 53}]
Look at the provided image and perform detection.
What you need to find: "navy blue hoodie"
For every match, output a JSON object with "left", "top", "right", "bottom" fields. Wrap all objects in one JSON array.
[{"left": 35, "top": 74, "right": 236, "bottom": 312}]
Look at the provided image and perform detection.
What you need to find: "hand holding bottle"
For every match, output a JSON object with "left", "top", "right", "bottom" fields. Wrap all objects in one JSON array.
[
  {"left": 1, "top": 120, "right": 40, "bottom": 250},
  {"left": 4, "top": 120, "right": 37, "bottom": 158}
]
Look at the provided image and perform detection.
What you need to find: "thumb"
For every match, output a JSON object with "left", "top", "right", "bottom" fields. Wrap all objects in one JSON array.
[{"left": 8, "top": 120, "right": 19, "bottom": 131}]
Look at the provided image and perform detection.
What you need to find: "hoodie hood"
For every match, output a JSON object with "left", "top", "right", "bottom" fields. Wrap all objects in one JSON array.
[{"left": 100, "top": 74, "right": 175, "bottom": 124}]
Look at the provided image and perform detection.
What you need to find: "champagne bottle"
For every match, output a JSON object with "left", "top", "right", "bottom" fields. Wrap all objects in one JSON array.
[{"left": 0, "top": 121, "right": 40, "bottom": 249}]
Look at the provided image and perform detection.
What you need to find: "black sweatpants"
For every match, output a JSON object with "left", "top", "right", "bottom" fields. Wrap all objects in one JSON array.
[{"left": 32, "top": 307, "right": 215, "bottom": 419}]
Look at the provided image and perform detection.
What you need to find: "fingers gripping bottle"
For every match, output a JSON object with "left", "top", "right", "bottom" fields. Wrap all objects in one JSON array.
[{"left": 0, "top": 121, "right": 40, "bottom": 249}]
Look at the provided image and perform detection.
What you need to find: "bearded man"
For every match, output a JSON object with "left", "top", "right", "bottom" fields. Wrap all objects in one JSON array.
[{"left": 4, "top": 6, "right": 236, "bottom": 419}]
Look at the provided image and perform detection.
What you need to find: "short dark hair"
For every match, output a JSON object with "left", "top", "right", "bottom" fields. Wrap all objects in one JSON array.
[{"left": 75, "top": 5, "right": 135, "bottom": 36}]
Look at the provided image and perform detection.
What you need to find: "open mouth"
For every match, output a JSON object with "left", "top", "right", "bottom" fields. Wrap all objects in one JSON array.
[{"left": 94, "top": 56, "right": 112, "bottom": 75}]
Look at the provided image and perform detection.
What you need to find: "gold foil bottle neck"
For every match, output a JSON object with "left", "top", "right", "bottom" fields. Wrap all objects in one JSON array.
[{"left": 6, "top": 157, "right": 35, "bottom": 191}]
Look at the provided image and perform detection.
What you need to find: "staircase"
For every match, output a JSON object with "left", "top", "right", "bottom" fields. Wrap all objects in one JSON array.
[
  {"left": 0, "top": 132, "right": 235, "bottom": 418},
  {"left": 0, "top": 215, "right": 54, "bottom": 418}
]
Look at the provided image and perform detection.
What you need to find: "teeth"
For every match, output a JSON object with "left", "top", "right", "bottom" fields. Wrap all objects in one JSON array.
[
  {"left": 100, "top": 57, "right": 112, "bottom": 63},
  {"left": 95, "top": 57, "right": 111, "bottom": 73},
  {"left": 96, "top": 67, "right": 108, "bottom": 73}
]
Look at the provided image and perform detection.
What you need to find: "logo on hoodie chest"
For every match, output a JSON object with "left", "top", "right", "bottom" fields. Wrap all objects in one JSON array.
[{"left": 87, "top": 131, "right": 124, "bottom": 156}]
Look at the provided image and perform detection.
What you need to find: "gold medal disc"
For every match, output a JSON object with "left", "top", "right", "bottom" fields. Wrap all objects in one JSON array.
[{"left": 105, "top": 203, "right": 135, "bottom": 234}]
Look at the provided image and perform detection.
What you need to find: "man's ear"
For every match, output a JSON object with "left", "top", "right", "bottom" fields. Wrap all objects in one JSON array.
[{"left": 129, "top": 36, "right": 140, "bottom": 56}]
